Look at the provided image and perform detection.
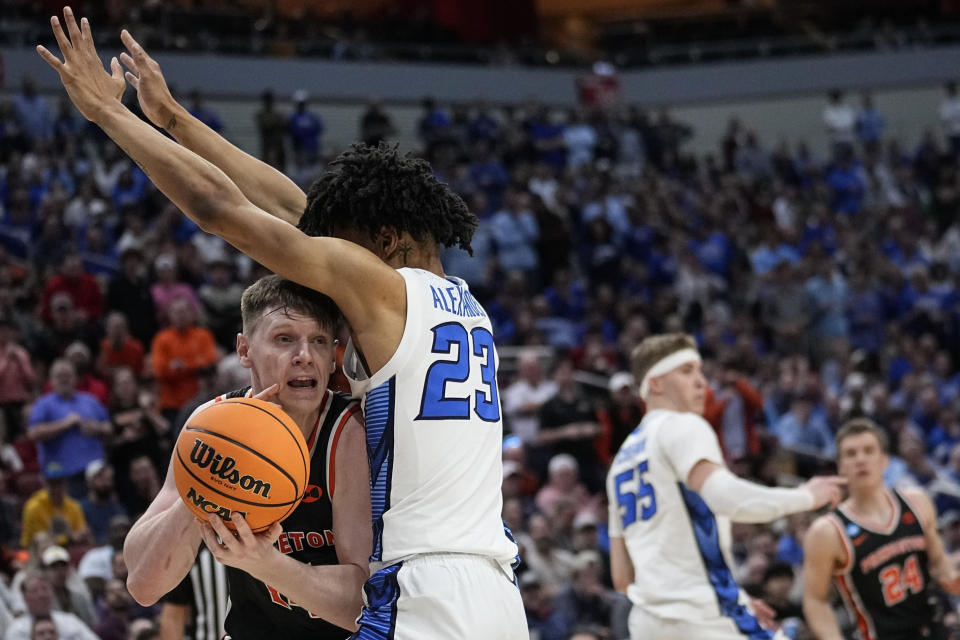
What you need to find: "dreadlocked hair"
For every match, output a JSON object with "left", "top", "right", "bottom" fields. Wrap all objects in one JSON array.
[{"left": 298, "top": 143, "right": 477, "bottom": 255}]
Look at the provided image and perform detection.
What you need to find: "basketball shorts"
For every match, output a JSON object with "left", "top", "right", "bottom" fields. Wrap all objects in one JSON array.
[
  {"left": 628, "top": 605, "right": 790, "bottom": 640},
  {"left": 350, "top": 552, "right": 527, "bottom": 640}
]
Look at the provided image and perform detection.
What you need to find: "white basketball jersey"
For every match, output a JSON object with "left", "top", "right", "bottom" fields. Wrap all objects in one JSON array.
[
  {"left": 607, "top": 409, "right": 760, "bottom": 627},
  {"left": 343, "top": 268, "right": 518, "bottom": 567}
]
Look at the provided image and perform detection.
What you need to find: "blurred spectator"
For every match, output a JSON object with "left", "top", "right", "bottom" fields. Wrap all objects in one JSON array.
[
  {"left": 56, "top": 342, "right": 108, "bottom": 406},
  {"left": 823, "top": 89, "right": 856, "bottom": 157},
  {"left": 20, "top": 476, "right": 89, "bottom": 549},
  {"left": 542, "top": 551, "right": 612, "bottom": 640},
  {"left": 106, "top": 247, "right": 157, "bottom": 346},
  {"left": 123, "top": 455, "right": 160, "bottom": 518},
  {"left": 358, "top": 98, "right": 396, "bottom": 147},
  {"left": 149, "top": 254, "right": 198, "bottom": 325},
  {"left": 4, "top": 572, "right": 98, "bottom": 640},
  {"left": 940, "top": 81, "right": 960, "bottom": 156},
  {"left": 596, "top": 372, "right": 641, "bottom": 463},
  {"left": 563, "top": 110, "right": 597, "bottom": 170},
  {"left": 536, "top": 454, "right": 591, "bottom": 519},
  {"left": 40, "top": 254, "right": 103, "bottom": 327},
  {"left": 503, "top": 351, "right": 557, "bottom": 444},
  {"left": 0, "top": 313, "right": 36, "bottom": 439},
  {"left": 537, "top": 360, "right": 603, "bottom": 486},
  {"left": 288, "top": 90, "right": 323, "bottom": 167},
  {"left": 772, "top": 393, "right": 836, "bottom": 460},
  {"left": 761, "top": 562, "right": 802, "bottom": 623},
  {"left": 78, "top": 515, "right": 131, "bottom": 603},
  {"left": 150, "top": 297, "right": 217, "bottom": 422},
  {"left": 187, "top": 90, "right": 223, "bottom": 134},
  {"left": 516, "top": 513, "right": 577, "bottom": 597},
  {"left": 78, "top": 462, "right": 126, "bottom": 547},
  {"left": 42, "top": 545, "right": 97, "bottom": 628},
  {"left": 107, "top": 367, "right": 168, "bottom": 492},
  {"left": 856, "top": 92, "right": 885, "bottom": 153},
  {"left": 521, "top": 572, "right": 553, "bottom": 638},
  {"left": 491, "top": 190, "right": 540, "bottom": 283},
  {"left": 97, "top": 312, "right": 145, "bottom": 378},
  {"left": 12, "top": 77, "right": 53, "bottom": 144},
  {"left": 93, "top": 578, "right": 135, "bottom": 640},
  {"left": 27, "top": 359, "right": 111, "bottom": 496},
  {"left": 197, "top": 257, "right": 244, "bottom": 351},
  {"left": 255, "top": 90, "right": 288, "bottom": 170},
  {"left": 703, "top": 365, "right": 764, "bottom": 462}
]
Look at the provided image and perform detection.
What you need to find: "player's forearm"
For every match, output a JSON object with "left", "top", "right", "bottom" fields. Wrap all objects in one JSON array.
[
  {"left": 124, "top": 503, "right": 202, "bottom": 605},
  {"left": 163, "top": 102, "right": 306, "bottom": 226},
  {"left": 95, "top": 103, "right": 252, "bottom": 239},
  {"left": 251, "top": 553, "right": 366, "bottom": 631},
  {"left": 802, "top": 597, "right": 843, "bottom": 640}
]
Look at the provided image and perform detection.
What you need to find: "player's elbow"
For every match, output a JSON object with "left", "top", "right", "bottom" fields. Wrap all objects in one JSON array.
[{"left": 125, "top": 572, "right": 162, "bottom": 607}]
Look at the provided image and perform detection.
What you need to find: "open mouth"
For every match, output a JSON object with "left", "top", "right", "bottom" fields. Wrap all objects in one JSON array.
[{"left": 287, "top": 377, "right": 318, "bottom": 389}]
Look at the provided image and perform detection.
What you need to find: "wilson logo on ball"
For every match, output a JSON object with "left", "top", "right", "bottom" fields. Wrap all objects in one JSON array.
[{"left": 190, "top": 439, "right": 272, "bottom": 497}]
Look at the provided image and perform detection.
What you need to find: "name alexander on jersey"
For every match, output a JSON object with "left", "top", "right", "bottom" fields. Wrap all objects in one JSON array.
[{"left": 429, "top": 282, "right": 487, "bottom": 318}]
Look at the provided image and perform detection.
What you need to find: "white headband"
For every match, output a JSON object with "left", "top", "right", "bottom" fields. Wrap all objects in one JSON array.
[{"left": 639, "top": 348, "right": 701, "bottom": 400}]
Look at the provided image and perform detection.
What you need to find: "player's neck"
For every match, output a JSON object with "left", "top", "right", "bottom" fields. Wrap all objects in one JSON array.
[
  {"left": 643, "top": 397, "right": 687, "bottom": 413},
  {"left": 385, "top": 236, "right": 444, "bottom": 276},
  {"left": 846, "top": 485, "right": 892, "bottom": 518},
  {"left": 288, "top": 405, "right": 322, "bottom": 440}
]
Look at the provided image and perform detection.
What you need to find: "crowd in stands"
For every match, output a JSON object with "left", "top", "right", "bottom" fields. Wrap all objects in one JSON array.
[{"left": 5, "top": 70, "right": 960, "bottom": 639}]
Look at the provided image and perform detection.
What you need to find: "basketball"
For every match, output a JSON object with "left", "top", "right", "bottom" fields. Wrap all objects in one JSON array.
[{"left": 173, "top": 398, "right": 310, "bottom": 533}]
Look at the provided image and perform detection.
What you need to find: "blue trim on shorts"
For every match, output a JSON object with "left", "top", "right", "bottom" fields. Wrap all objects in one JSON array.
[
  {"left": 351, "top": 562, "right": 403, "bottom": 640},
  {"left": 678, "top": 483, "right": 774, "bottom": 640},
  {"left": 502, "top": 520, "right": 521, "bottom": 588}
]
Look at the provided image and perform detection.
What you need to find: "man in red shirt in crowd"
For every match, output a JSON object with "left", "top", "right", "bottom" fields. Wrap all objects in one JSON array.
[
  {"left": 41, "top": 253, "right": 103, "bottom": 326},
  {"left": 97, "top": 312, "right": 144, "bottom": 378}
]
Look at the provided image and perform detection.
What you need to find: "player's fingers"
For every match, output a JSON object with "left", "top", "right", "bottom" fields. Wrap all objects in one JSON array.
[
  {"left": 253, "top": 383, "right": 280, "bottom": 402},
  {"left": 119, "top": 51, "right": 139, "bottom": 75},
  {"left": 207, "top": 514, "right": 237, "bottom": 545},
  {"left": 62, "top": 7, "right": 83, "bottom": 45},
  {"left": 263, "top": 521, "right": 283, "bottom": 545},
  {"left": 231, "top": 513, "right": 256, "bottom": 546},
  {"left": 124, "top": 71, "right": 140, "bottom": 91},
  {"left": 198, "top": 522, "right": 225, "bottom": 555},
  {"left": 122, "top": 29, "right": 149, "bottom": 64},
  {"left": 80, "top": 15, "right": 92, "bottom": 42},
  {"left": 36, "top": 45, "right": 65, "bottom": 71},
  {"left": 110, "top": 56, "right": 123, "bottom": 82},
  {"left": 50, "top": 16, "right": 73, "bottom": 57}
]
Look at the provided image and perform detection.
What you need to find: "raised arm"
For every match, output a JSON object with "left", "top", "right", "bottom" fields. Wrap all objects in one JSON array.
[
  {"left": 199, "top": 414, "right": 370, "bottom": 630},
  {"left": 802, "top": 516, "right": 846, "bottom": 640},
  {"left": 37, "top": 8, "right": 403, "bottom": 367},
  {"left": 123, "top": 456, "right": 203, "bottom": 605},
  {"left": 118, "top": 30, "right": 306, "bottom": 226}
]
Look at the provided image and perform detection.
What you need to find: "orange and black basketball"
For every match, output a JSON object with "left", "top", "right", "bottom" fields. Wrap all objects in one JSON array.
[{"left": 173, "top": 398, "right": 309, "bottom": 533}]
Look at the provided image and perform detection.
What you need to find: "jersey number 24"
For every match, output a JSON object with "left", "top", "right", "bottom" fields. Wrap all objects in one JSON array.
[
  {"left": 417, "top": 322, "right": 500, "bottom": 422},
  {"left": 614, "top": 461, "right": 658, "bottom": 528}
]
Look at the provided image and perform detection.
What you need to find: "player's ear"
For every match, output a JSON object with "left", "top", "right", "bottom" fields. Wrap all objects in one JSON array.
[
  {"left": 377, "top": 225, "right": 399, "bottom": 258},
  {"left": 236, "top": 333, "right": 253, "bottom": 369}
]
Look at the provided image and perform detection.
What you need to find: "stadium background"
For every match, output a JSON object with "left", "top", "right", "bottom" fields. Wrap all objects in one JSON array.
[{"left": 3, "top": 0, "right": 960, "bottom": 638}]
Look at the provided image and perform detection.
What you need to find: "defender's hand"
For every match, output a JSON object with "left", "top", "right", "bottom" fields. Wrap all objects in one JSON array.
[
  {"left": 119, "top": 30, "right": 180, "bottom": 131},
  {"left": 36, "top": 6, "right": 126, "bottom": 123},
  {"left": 802, "top": 475, "right": 847, "bottom": 510}
]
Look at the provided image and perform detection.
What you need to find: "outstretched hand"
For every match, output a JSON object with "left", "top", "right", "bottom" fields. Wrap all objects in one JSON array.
[
  {"left": 36, "top": 6, "right": 125, "bottom": 123},
  {"left": 119, "top": 30, "right": 180, "bottom": 131}
]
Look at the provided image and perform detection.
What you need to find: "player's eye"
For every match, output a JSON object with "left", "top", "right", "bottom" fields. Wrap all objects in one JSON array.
[{"left": 276, "top": 335, "right": 293, "bottom": 343}]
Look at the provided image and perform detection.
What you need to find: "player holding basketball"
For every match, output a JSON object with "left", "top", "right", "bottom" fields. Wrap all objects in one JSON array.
[
  {"left": 607, "top": 333, "right": 846, "bottom": 640},
  {"left": 124, "top": 275, "right": 370, "bottom": 640},
  {"left": 38, "top": 8, "right": 525, "bottom": 638},
  {"left": 803, "top": 418, "right": 960, "bottom": 640}
]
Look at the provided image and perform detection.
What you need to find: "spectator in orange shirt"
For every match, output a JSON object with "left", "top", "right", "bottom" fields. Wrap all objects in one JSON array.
[
  {"left": 41, "top": 253, "right": 103, "bottom": 326},
  {"left": 96, "top": 312, "right": 144, "bottom": 378},
  {"left": 150, "top": 297, "right": 217, "bottom": 422}
]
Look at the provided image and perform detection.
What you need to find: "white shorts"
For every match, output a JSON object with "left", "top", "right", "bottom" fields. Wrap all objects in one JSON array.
[
  {"left": 628, "top": 605, "right": 789, "bottom": 640},
  {"left": 351, "top": 553, "right": 527, "bottom": 640}
]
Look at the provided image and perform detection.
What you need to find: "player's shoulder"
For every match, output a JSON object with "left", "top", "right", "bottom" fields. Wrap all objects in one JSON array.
[
  {"left": 327, "top": 390, "right": 361, "bottom": 421},
  {"left": 652, "top": 410, "right": 714, "bottom": 442},
  {"left": 897, "top": 485, "right": 936, "bottom": 523},
  {"left": 806, "top": 512, "right": 847, "bottom": 550}
]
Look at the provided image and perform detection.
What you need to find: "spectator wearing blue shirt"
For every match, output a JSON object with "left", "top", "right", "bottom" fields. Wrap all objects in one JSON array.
[
  {"left": 804, "top": 257, "right": 849, "bottom": 356},
  {"left": 845, "top": 270, "right": 885, "bottom": 354},
  {"left": 187, "top": 90, "right": 223, "bottom": 134},
  {"left": 773, "top": 394, "right": 836, "bottom": 460},
  {"left": 825, "top": 152, "right": 866, "bottom": 215},
  {"left": 28, "top": 359, "right": 112, "bottom": 498},
  {"left": 491, "top": 190, "right": 540, "bottom": 283},
  {"left": 11, "top": 77, "right": 53, "bottom": 143},
  {"left": 288, "top": 90, "right": 324, "bottom": 166},
  {"left": 468, "top": 141, "right": 511, "bottom": 213},
  {"left": 856, "top": 92, "right": 885, "bottom": 152},
  {"left": 468, "top": 100, "right": 501, "bottom": 144}
]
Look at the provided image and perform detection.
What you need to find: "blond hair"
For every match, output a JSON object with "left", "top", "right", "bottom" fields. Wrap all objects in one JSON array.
[
  {"left": 835, "top": 417, "right": 889, "bottom": 454},
  {"left": 630, "top": 333, "right": 698, "bottom": 386}
]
